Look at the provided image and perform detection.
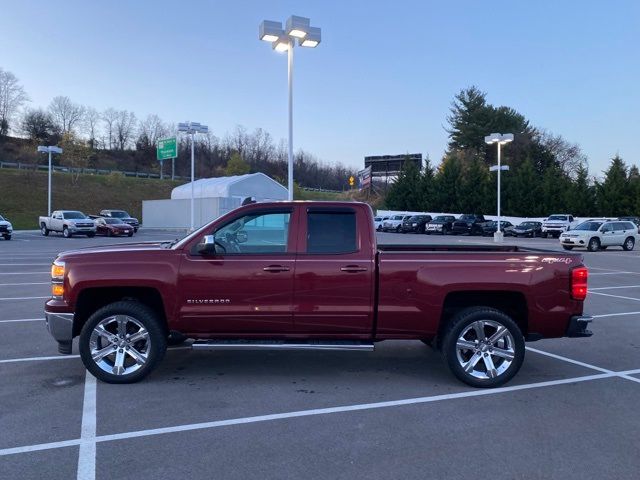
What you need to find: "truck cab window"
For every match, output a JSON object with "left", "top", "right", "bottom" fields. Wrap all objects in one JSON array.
[
  {"left": 307, "top": 211, "right": 357, "bottom": 253},
  {"left": 214, "top": 212, "right": 290, "bottom": 254}
]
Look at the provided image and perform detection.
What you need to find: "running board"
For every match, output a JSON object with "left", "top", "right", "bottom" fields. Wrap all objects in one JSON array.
[{"left": 192, "top": 339, "right": 375, "bottom": 352}]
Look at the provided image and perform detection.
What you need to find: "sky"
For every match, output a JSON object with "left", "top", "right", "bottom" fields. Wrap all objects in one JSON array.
[{"left": 1, "top": 0, "right": 639, "bottom": 176}]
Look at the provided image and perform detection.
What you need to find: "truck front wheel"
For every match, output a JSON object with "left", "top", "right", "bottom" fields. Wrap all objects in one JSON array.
[
  {"left": 41, "top": 224, "right": 49, "bottom": 236},
  {"left": 79, "top": 301, "right": 167, "bottom": 384},
  {"left": 441, "top": 307, "right": 525, "bottom": 388}
]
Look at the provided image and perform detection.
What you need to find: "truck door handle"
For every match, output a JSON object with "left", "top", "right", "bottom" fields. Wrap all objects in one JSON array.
[
  {"left": 340, "top": 265, "right": 368, "bottom": 273},
  {"left": 263, "top": 265, "right": 290, "bottom": 273}
]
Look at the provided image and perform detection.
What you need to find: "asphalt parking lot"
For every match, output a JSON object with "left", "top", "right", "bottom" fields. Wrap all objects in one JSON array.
[{"left": 1, "top": 230, "right": 639, "bottom": 479}]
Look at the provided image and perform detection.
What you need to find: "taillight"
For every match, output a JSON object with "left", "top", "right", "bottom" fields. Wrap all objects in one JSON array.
[{"left": 571, "top": 266, "right": 588, "bottom": 301}]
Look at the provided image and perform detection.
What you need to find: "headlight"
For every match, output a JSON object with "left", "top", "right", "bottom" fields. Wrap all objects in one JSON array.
[{"left": 51, "top": 260, "right": 65, "bottom": 280}]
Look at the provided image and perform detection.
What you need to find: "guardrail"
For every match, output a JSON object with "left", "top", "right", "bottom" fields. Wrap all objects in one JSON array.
[
  {"left": 0, "top": 160, "right": 345, "bottom": 192},
  {"left": 0, "top": 160, "right": 189, "bottom": 180}
]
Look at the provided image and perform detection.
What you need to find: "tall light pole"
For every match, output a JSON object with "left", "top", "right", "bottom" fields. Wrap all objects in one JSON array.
[
  {"left": 37, "top": 145, "right": 63, "bottom": 217},
  {"left": 259, "top": 16, "right": 322, "bottom": 201},
  {"left": 177, "top": 121, "right": 209, "bottom": 231},
  {"left": 485, "top": 133, "right": 513, "bottom": 243}
]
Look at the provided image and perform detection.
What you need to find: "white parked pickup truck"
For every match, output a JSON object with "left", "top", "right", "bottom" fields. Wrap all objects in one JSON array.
[
  {"left": 541, "top": 214, "right": 576, "bottom": 238},
  {"left": 39, "top": 210, "right": 96, "bottom": 238}
]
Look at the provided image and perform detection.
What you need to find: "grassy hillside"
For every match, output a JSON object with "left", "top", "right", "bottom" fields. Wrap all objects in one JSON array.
[{"left": 0, "top": 169, "right": 181, "bottom": 229}]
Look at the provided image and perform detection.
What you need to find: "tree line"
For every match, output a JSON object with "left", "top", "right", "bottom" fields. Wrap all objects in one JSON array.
[
  {"left": 386, "top": 87, "right": 638, "bottom": 217},
  {"left": 0, "top": 66, "right": 355, "bottom": 191}
]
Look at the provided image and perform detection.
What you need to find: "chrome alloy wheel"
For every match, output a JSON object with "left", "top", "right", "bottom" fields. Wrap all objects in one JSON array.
[
  {"left": 455, "top": 319, "right": 515, "bottom": 380},
  {"left": 89, "top": 315, "right": 151, "bottom": 376}
]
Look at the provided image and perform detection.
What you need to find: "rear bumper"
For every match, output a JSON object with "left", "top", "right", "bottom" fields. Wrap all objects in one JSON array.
[
  {"left": 566, "top": 315, "right": 593, "bottom": 338},
  {"left": 45, "top": 310, "right": 74, "bottom": 354}
]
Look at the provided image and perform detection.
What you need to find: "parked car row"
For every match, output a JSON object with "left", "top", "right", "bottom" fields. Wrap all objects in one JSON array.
[{"left": 38, "top": 209, "right": 139, "bottom": 238}]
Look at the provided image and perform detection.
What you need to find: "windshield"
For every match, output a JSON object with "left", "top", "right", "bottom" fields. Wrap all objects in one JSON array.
[
  {"left": 408, "top": 216, "right": 422, "bottom": 221},
  {"left": 109, "top": 211, "right": 129, "bottom": 218},
  {"left": 374, "top": 217, "right": 382, "bottom": 221},
  {"left": 459, "top": 215, "right": 475, "bottom": 220},
  {"left": 518, "top": 222, "right": 536, "bottom": 227},
  {"left": 392, "top": 215, "right": 403, "bottom": 220},
  {"left": 104, "top": 218, "right": 123, "bottom": 225},
  {"left": 574, "top": 221, "right": 602, "bottom": 231},
  {"left": 547, "top": 215, "right": 568, "bottom": 221},
  {"left": 64, "top": 211, "right": 86, "bottom": 219}
]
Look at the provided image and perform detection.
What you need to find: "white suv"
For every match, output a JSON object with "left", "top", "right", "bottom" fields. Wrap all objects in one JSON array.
[
  {"left": 541, "top": 214, "right": 575, "bottom": 238},
  {"left": 560, "top": 220, "right": 639, "bottom": 252},
  {"left": 381, "top": 215, "right": 411, "bottom": 232}
]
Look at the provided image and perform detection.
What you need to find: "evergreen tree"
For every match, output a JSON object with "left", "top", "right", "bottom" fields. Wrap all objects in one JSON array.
[
  {"left": 504, "top": 157, "right": 541, "bottom": 216},
  {"left": 433, "top": 154, "right": 463, "bottom": 212},
  {"left": 567, "top": 164, "right": 596, "bottom": 216},
  {"left": 458, "top": 158, "right": 492, "bottom": 213},
  {"left": 596, "top": 155, "right": 630, "bottom": 216},
  {"left": 385, "top": 159, "right": 422, "bottom": 210},
  {"left": 628, "top": 165, "right": 640, "bottom": 215},
  {"left": 419, "top": 157, "right": 436, "bottom": 211},
  {"left": 540, "top": 165, "right": 571, "bottom": 214}
]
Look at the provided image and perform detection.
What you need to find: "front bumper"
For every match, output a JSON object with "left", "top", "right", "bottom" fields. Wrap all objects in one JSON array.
[
  {"left": 566, "top": 315, "right": 593, "bottom": 338},
  {"left": 45, "top": 310, "right": 74, "bottom": 354}
]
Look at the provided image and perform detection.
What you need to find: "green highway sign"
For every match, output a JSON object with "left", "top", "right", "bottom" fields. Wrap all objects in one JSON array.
[{"left": 157, "top": 137, "right": 177, "bottom": 160}]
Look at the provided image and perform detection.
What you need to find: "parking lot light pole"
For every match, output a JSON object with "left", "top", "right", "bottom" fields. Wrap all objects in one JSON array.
[
  {"left": 259, "top": 16, "right": 322, "bottom": 201},
  {"left": 37, "top": 145, "right": 63, "bottom": 217},
  {"left": 177, "top": 122, "right": 209, "bottom": 231},
  {"left": 485, "top": 133, "right": 514, "bottom": 243}
]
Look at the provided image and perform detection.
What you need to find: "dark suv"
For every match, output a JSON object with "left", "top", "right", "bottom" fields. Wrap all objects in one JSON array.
[
  {"left": 99, "top": 210, "right": 140, "bottom": 232},
  {"left": 400, "top": 215, "right": 432, "bottom": 233},
  {"left": 451, "top": 214, "right": 489, "bottom": 235}
]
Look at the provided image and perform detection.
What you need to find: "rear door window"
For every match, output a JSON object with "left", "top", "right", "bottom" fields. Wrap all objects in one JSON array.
[{"left": 307, "top": 210, "right": 357, "bottom": 254}]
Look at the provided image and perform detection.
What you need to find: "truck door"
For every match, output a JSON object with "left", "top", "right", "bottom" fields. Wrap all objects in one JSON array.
[
  {"left": 177, "top": 208, "right": 298, "bottom": 334},
  {"left": 52, "top": 212, "right": 63, "bottom": 231},
  {"left": 293, "top": 206, "right": 375, "bottom": 334}
]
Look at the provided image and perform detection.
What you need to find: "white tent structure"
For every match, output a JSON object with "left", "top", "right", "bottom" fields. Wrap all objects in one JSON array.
[
  {"left": 170, "top": 173, "right": 287, "bottom": 201},
  {"left": 143, "top": 173, "right": 288, "bottom": 229}
]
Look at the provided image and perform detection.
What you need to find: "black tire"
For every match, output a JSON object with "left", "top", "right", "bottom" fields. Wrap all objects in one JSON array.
[
  {"left": 441, "top": 307, "right": 525, "bottom": 388},
  {"left": 3, "top": 235, "right": 11, "bottom": 240},
  {"left": 134, "top": 228, "right": 138, "bottom": 233},
  {"left": 41, "top": 224, "right": 49, "bottom": 236},
  {"left": 87, "top": 232, "right": 95, "bottom": 238},
  {"left": 167, "top": 331, "right": 188, "bottom": 346},
  {"left": 587, "top": 237, "right": 600, "bottom": 252},
  {"left": 562, "top": 245, "right": 574, "bottom": 250},
  {"left": 79, "top": 300, "right": 167, "bottom": 384},
  {"left": 63, "top": 227, "right": 71, "bottom": 238},
  {"left": 541, "top": 232, "right": 548, "bottom": 238},
  {"left": 128, "top": 231, "right": 134, "bottom": 237},
  {"left": 395, "top": 226, "right": 401, "bottom": 233},
  {"left": 623, "top": 237, "right": 635, "bottom": 251},
  {"left": 107, "top": 229, "right": 113, "bottom": 237}
]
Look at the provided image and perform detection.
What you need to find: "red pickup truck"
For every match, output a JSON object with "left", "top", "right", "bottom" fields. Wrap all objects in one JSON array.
[{"left": 45, "top": 201, "right": 592, "bottom": 387}]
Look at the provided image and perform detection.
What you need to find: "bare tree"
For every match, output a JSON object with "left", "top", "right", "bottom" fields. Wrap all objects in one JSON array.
[
  {"left": 114, "top": 110, "right": 137, "bottom": 150},
  {"left": 102, "top": 108, "right": 119, "bottom": 149},
  {"left": 136, "top": 114, "right": 168, "bottom": 149},
  {"left": 21, "top": 108, "right": 59, "bottom": 144},
  {"left": 82, "top": 106, "right": 101, "bottom": 149},
  {"left": 538, "top": 130, "right": 588, "bottom": 179},
  {"left": 49, "top": 96, "right": 85, "bottom": 134},
  {"left": 0, "top": 68, "right": 29, "bottom": 136}
]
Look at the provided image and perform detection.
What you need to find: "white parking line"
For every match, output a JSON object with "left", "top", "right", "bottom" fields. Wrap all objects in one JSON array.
[
  {"left": 589, "top": 291, "right": 640, "bottom": 302},
  {"left": 0, "top": 318, "right": 43, "bottom": 324},
  {"left": 593, "top": 311, "right": 640, "bottom": 319},
  {"left": 0, "top": 296, "right": 49, "bottom": 301},
  {"left": 590, "top": 285, "right": 640, "bottom": 291},
  {"left": 0, "top": 282, "right": 49, "bottom": 286},
  {"left": 526, "top": 347, "right": 640, "bottom": 384},
  {"left": 0, "top": 354, "right": 80, "bottom": 364},
  {"left": 0, "top": 263, "right": 50, "bottom": 266},
  {"left": 0, "top": 371, "right": 620, "bottom": 457},
  {"left": 77, "top": 373, "right": 97, "bottom": 480},
  {"left": 0, "top": 272, "right": 50, "bottom": 275}
]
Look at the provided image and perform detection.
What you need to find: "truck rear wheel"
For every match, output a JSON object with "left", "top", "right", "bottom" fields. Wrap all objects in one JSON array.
[
  {"left": 441, "top": 307, "right": 525, "bottom": 388},
  {"left": 79, "top": 301, "right": 167, "bottom": 384}
]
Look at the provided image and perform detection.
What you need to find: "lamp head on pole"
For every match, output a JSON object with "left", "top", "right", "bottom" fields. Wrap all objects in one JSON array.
[{"left": 485, "top": 133, "right": 514, "bottom": 145}]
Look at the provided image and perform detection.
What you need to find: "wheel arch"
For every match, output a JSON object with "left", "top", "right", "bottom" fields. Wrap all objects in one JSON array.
[
  {"left": 73, "top": 287, "right": 168, "bottom": 337},
  {"left": 436, "top": 290, "right": 528, "bottom": 348}
]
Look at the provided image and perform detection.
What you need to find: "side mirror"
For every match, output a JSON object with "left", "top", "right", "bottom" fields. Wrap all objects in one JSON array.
[{"left": 197, "top": 235, "right": 218, "bottom": 255}]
